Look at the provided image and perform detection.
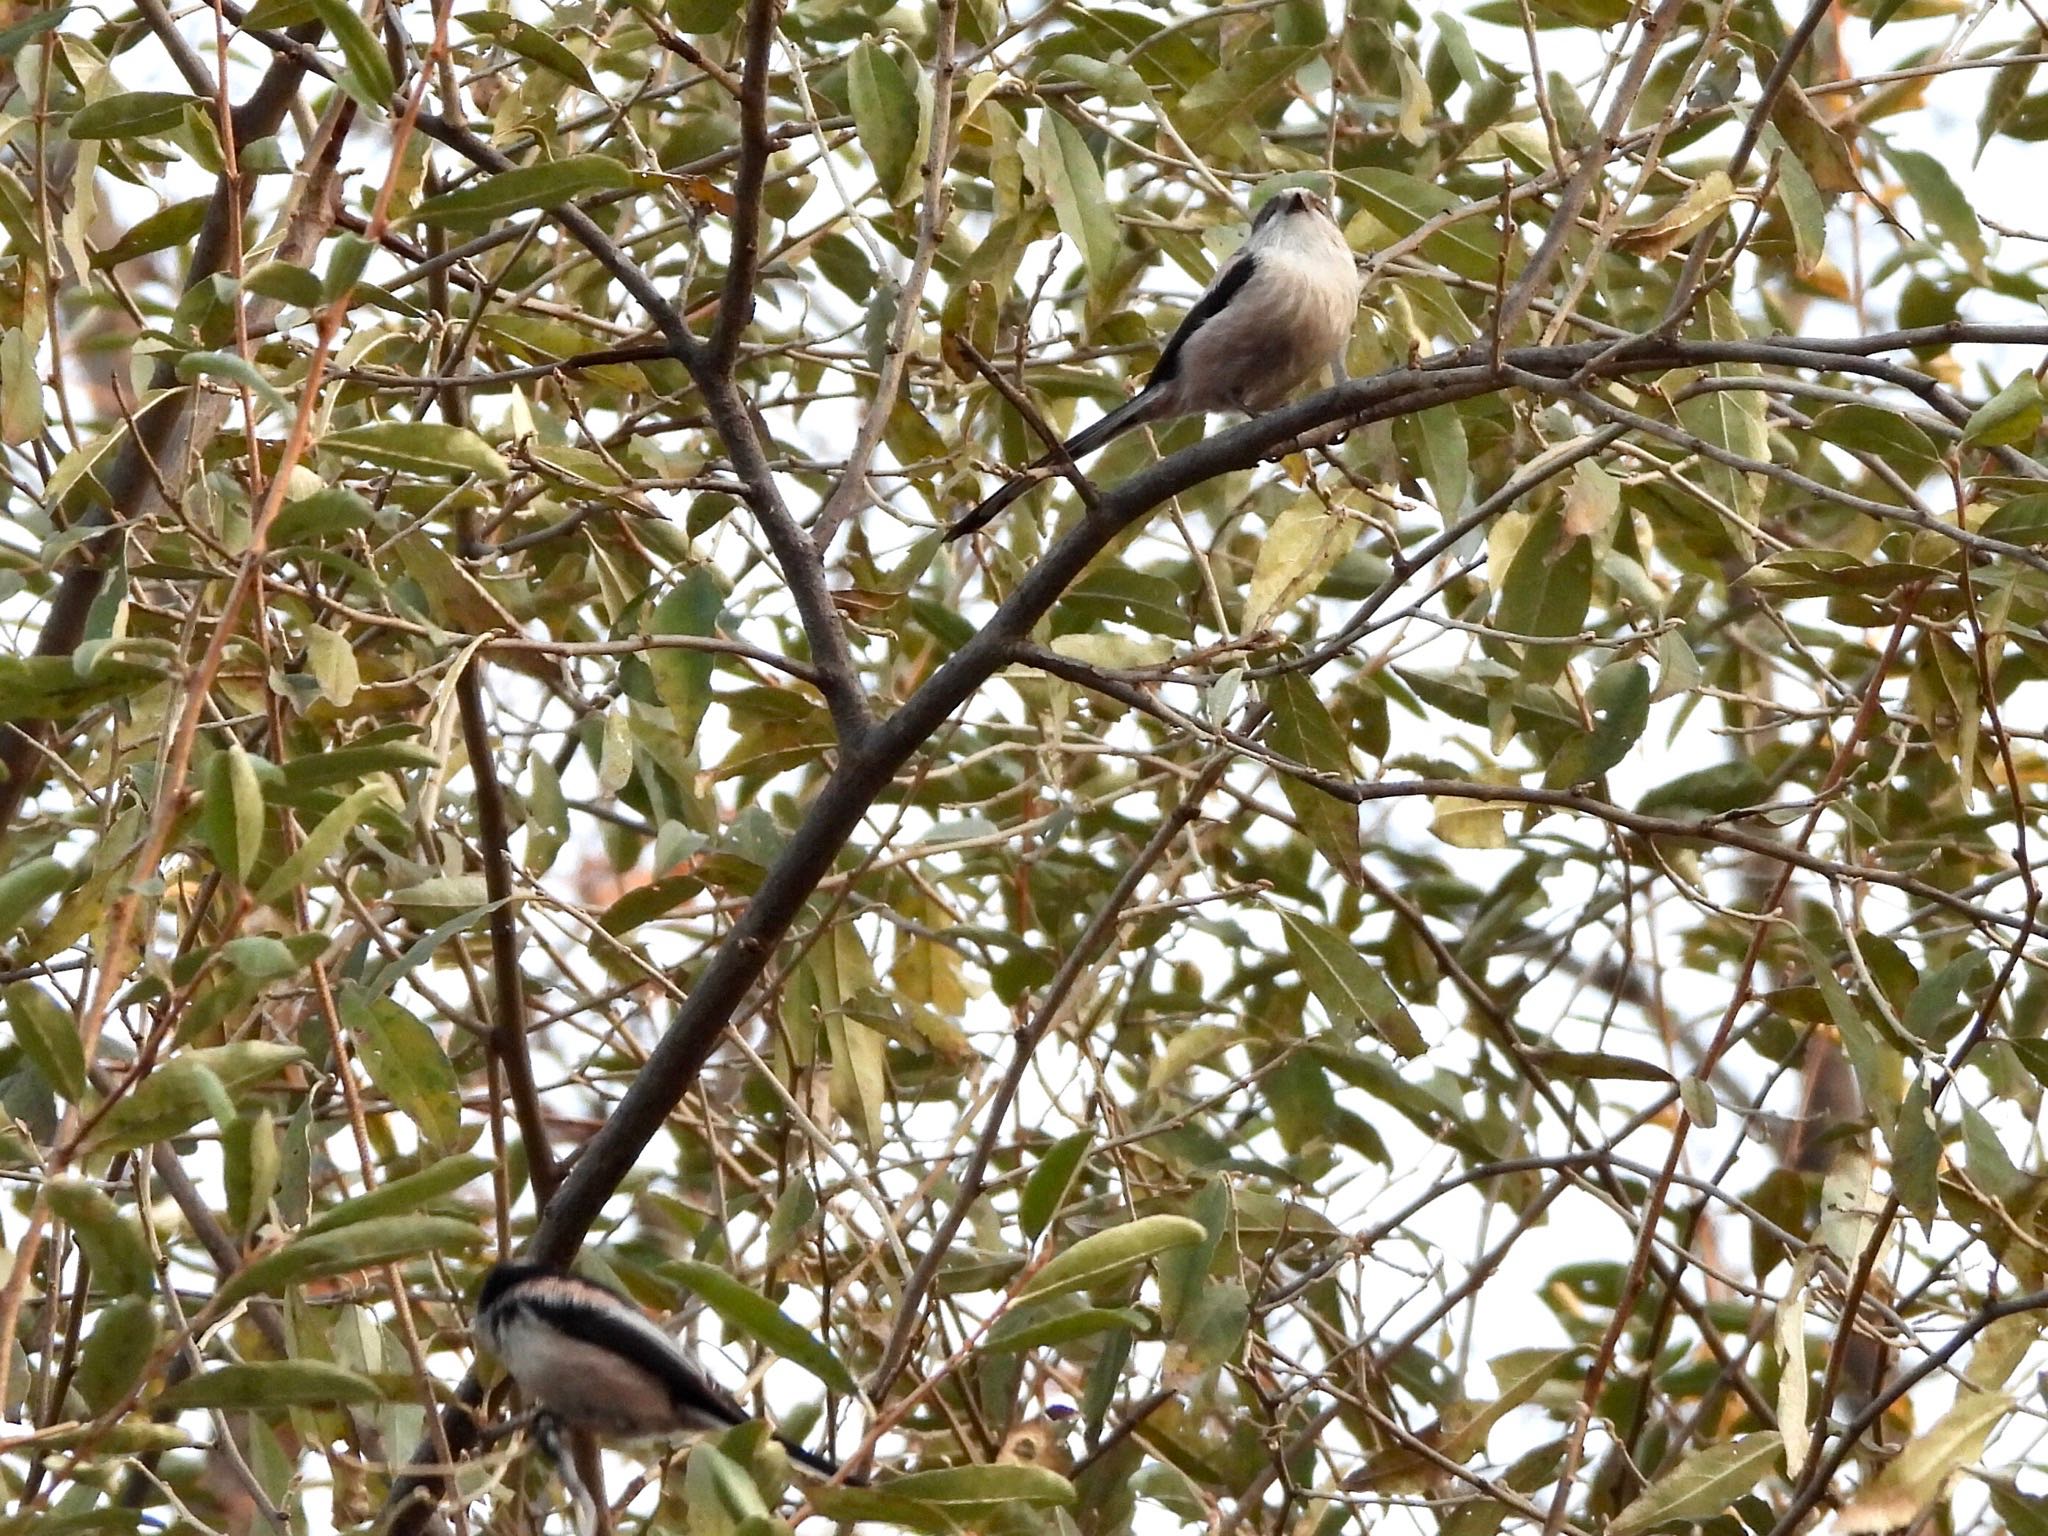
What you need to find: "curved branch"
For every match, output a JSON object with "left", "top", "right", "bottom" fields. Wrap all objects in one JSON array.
[{"left": 382, "top": 313, "right": 2048, "bottom": 1532}]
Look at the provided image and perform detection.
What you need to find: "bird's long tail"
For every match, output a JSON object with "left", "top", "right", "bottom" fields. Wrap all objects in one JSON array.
[
  {"left": 942, "top": 391, "right": 1159, "bottom": 542},
  {"left": 776, "top": 1432, "right": 866, "bottom": 1484}
]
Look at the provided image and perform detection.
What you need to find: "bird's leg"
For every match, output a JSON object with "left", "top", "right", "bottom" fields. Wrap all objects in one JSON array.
[{"left": 533, "top": 1413, "right": 605, "bottom": 1536}]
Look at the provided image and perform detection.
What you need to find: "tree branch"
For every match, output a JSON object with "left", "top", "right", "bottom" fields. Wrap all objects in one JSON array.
[{"left": 707, "top": 0, "right": 778, "bottom": 371}]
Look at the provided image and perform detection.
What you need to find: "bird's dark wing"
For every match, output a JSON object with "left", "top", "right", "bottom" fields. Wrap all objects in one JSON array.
[
  {"left": 1149, "top": 251, "right": 1258, "bottom": 388},
  {"left": 536, "top": 1296, "right": 750, "bottom": 1429}
]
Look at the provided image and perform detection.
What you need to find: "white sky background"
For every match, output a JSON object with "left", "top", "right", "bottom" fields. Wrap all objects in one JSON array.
[{"left": 15, "top": 0, "right": 2048, "bottom": 1528}]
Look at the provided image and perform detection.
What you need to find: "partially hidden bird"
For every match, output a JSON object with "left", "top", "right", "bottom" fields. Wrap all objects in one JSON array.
[
  {"left": 474, "top": 1261, "right": 854, "bottom": 1480},
  {"left": 944, "top": 185, "right": 1362, "bottom": 542}
]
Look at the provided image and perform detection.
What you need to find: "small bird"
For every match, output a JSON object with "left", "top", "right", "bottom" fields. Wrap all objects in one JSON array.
[
  {"left": 944, "top": 186, "right": 1361, "bottom": 542},
  {"left": 473, "top": 1262, "right": 850, "bottom": 1479}
]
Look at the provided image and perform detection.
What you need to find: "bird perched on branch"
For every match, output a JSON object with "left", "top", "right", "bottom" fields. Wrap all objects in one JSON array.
[
  {"left": 944, "top": 186, "right": 1362, "bottom": 542},
  {"left": 474, "top": 1262, "right": 853, "bottom": 1480}
]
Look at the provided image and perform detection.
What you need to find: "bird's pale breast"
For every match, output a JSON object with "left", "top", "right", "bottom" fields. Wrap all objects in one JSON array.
[{"left": 491, "top": 1312, "right": 683, "bottom": 1437}]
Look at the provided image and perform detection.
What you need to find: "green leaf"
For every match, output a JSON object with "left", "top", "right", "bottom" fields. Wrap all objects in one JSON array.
[
  {"left": 1041, "top": 111, "right": 1118, "bottom": 290},
  {"left": 76, "top": 1298, "right": 159, "bottom": 1414},
  {"left": 220, "top": 936, "right": 301, "bottom": 982},
  {"left": 811, "top": 1464, "right": 1075, "bottom": 1526},
  {"left": 1768, "top": 83, "right": 1859, "bottom": 194},
  {"left": 156, "top": 1360, "right": 384, "bottom": 1411},
  {"left": 1890, "top": 1076, "right": 1939, "bottom": 1225},
  {"left": 255, "top": 783, "right": 392, "bottom": 904},
  {"left": 666, "top": 0, "right": 740, "bottom": 29},
  {"left": 1961, "top": 374, "right": 2044, "bottom": 449},
  {"left": 0, "top": 6, "right": 69, "bottom": 54},
  {"left": 1015, "top": 1213, "right": 1206, "bottom": 1303},
  {"left": 1980, "top": 494, "right": 2048, "bottom": 544},
  {"left": 324, "top": 232, "right": 373, "bottom": 299},
  {"left": 91, "top": 1043, "right": 307, "bottom": 1153},
  {"left": 462, "top": 14, "right": 596, "bottom": 89},
  {"left": 1170, "top": 1279, "right": 1249, "bottom": 1370},
  {"left": 68, "top": 92, "right": 204, "bottom": 140},
  {"left": 94, "top": 197, "right": 211, "bottom": 269},
  {"left": 1494, "top": 511, "right": 1590, "bottom": 684},
  {"left": 244, "top": 0, "right": 317, "bottom": 23},
  {"left": 341, "top": 988, "right": 460, "bottom": 1152},
  {"left": 1173, "top": 47, "right": 1318, "bottom": 152},
  {"left": 1903, "top": 952, "right": 1989, "bottom": 1045},
  {"left": 308, "top": 0, "right": 397, "bottom": 113},
  {"left": 645, "top": 568, "right": 725, "bottom": 753},
  {"left": 218, "top": 1214, "right": 484, "bottom": 1308},
  {"left": 45, "top": 1179, "right": 155, "bottom": 1293},
  {"left": 1810, "top": 402, "right": 1940, "bottom": 482},
  {"left": 223, "top": 1109, "right": 279, "bottom": 1239},
  {"left": 1774, "top": 138, "right": 1827, "bottom": 277},
  {"left": 1416, "top": 401, "right": 1470, "bottom": 515},
  {"left": 200, "top": 745, "right": 265, "bottom": 885},
  {"left": 174, "top": 351, "right": 292, "bottom": 419},
  {"left": 1610, "top": 1433, "right": 1784, "bottom": 1535},
  {"left": 666, "top": 1257, "right": 857, "bottom": 1394},
  {"left": 243, "top": 260, "right": 327, "bottom": 308},
  {"left": 1340, "top": 168, "right": 1495, "bottom": 280},
  {"left": 1546, "top": 659, "right": 1648, "bottom": 786},
  {"left": 0, "top": 656, "right": 162, "bottom": 723},
  {"left": 271, "top": 485, "right": 375, "bottom": 545},
  {"left": 684, "top": 1439, "right": 770, "bottom": 1525},
  {"left": 1889, "top": 147, "right": 1987, "bottom": 275},
  {"left": 1278, "top": 908, "right": 1425, "bottom": 1056},
  {"left": 985, "top": 1303, "right": 1149, "bottom": 1353},
  {"left": 1676, "top": 296, "right": 1768, "bottom": 536},
  {"left": 847, "top": 39, "right": 919, "bottom": 204},
  {"left": 323, "top": 420, "right": 510, "bottom": 481},
  {"left": 1019, "top": 1131, "right": 1091, "bottom": 1240},
  {"left": 1266, "top": 671, "right": 1361, "bottom": 879},
  {"left": 304, "top": 1153, "right": 493, "bottom": 1235},
  {"left": 411, "top": 156, "right": 635, "bottom": 227},
  {"left": 7, "top": 983, "right": 85, "bottom": 1101},
  {"left": 1440, "top": 1348, "right": 1580, "bottom": 1461},
  {"left": 275, "top": 738, "right": 437, "bottom": 795},
  {"left": 1524, "top": 1049, "right": 1672, "bottom": 1083},
  {"left": 0, "top": 857, "right": 73, "bottom": 938}
]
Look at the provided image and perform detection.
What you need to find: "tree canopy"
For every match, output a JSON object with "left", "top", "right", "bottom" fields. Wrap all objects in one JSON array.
[{"left": 1, "top": 0, "right": 2047, "bottom": 1531}]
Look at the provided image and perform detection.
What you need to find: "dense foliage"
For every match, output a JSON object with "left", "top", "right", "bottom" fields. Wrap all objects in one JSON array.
[{"left": 1, "top": 0, "right": 2046, "bottom": 1530}]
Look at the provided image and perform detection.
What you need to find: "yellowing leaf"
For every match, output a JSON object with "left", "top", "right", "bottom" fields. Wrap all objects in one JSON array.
[
  {"left": 1432, "top": 795, "right": 1509, "bottom": 849},
  {"left": 1615, "top": 171, "right": 1741, "bottom": 261},
  {"left": 1611, "top": 1433, "right": 1783, "bottom": 1535},
  {"left": 1046, "top": 633, "right": 1175, "bottom": 670},
  {"left": 305, "top": 624, "right": 359, "bottom": 707},
  {"left": 1770, "top": 82, "right": 1860, "bottom": 194},
  {"left": 1246, "top": 498, "right": 1359, "bottom": 630},
  {"left": 1835, "top": 1390, "right": 2012, "bottom": 1534},
  {"left": 1776, "top": 1252, "right": 1814, "bottom": 1479}
]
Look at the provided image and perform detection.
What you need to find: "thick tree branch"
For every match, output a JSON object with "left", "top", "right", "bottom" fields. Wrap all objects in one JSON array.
[
  {"left": 707, "top": 0, "right": 777, "bottom": 371},
  {"left": 381, "top": 313, "right": 2048, "bottom": 1531}
]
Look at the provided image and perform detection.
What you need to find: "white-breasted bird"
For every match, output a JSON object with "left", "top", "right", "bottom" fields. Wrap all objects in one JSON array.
[
  {"left": 473, "top": 1262, "right": 850, "bottom": 1479},
  {"left": 944, "top": 186, "right": 1362, "bottom": 542}
]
